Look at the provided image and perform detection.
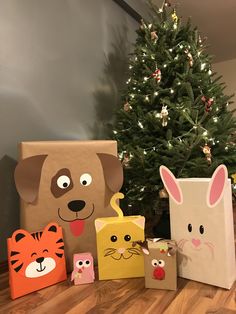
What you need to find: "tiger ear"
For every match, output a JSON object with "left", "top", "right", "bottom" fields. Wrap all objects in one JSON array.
[
  {"left": 44, "top": 222, "right": 60, "bottom": 234},
  {"left": 11, "top": 229, "right": 31, "bottom": 243}
]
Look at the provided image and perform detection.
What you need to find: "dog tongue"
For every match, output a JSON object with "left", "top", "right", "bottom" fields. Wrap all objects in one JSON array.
[{"left": 69, "top": 220, "right": 85, "bottom": 237}]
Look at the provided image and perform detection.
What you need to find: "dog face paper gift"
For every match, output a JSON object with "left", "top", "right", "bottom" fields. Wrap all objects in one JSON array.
[
  {"left": 141, "top": 239, "right": 177, "bottom": 290},
  {"left": 95, "top": 193, "right": 145, "bottom": 280},
  {"left": 160, "top": 164, "right": 236, "bottom": 289},
  {"left": 7, "top": 222, "right": 67, "bottom": 299},
  {"left": 14, "top": 141, "right": 123, "bottom": 271},
  {"left": 71, "top": 252, "right": 95, "bottom": 285}
]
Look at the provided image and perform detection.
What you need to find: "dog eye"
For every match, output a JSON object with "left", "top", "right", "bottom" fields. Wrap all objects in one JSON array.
[
  {"left": 80, "top": 173, "right": 92, "bottom": 186},
  {"left": 57, "top": 175, "right": 71, "bottom": 189}
]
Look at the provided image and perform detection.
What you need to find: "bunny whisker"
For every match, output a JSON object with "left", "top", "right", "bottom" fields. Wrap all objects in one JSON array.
[
  {"left": 178, "top": 239, "right": 188, "bottom": 250},
  {"left": 204, "top": 242, "right": 215, "bottom": 258}
]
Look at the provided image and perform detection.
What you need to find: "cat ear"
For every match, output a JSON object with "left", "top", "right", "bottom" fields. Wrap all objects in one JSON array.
[
  {"left": 207, "top": 164, "right": 227, "bottom": 208},
  {"left": 159, "top": 166, "right": 183, "bottom": 205},
  {"left": 133, "top": 216, "right": 145, "bottom": 229},
  {"left": 95, "top": 219, "right": 107, "bottom": 232}
]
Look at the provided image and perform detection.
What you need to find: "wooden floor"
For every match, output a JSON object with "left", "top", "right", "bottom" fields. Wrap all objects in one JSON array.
[
  {"left": 1, "top": 205, "right": 236, "bottom": 314},
  {"left": 0, "top": 271, "right": 236, "bottom": 314}
]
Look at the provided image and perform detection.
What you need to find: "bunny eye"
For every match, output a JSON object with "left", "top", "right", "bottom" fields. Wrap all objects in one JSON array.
[
  {"left": 199, "top": 225, "right": 204, "bottom": 234},
  {"left": 188, "top": 223, "right": 192, "bottom": 232}
]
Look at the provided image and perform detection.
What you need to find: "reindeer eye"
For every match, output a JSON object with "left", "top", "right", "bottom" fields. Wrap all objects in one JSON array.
[
  {"left": 151, "top": 259, "right": 158, "bottom": 267},
  {"left": 188, "top": 224, "right": 192, "bottom": 232},
  {"left": 110, "top": 235, "right": 117, "bottom": 242},
  {"left": 199, "top": 225, "right": 204, "bottom": 234},
  {"left": 158, "top": 260, "right": 165, "bottom": 267}
]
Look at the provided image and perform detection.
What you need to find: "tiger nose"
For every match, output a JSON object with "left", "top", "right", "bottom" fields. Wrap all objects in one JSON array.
[
  {"left": 68, "top": 200, "right": 86, "bottom": 212},
  {"left": 36, "top": 257, "right": 45, "bottom": 264}
]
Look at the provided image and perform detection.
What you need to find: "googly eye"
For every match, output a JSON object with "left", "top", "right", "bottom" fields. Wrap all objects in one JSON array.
[
  {"left": 151, "top": 259, "right": 158, "bottom": 267},
  {"left": 80, "top": 173, "right": 92, "bottom": 186},
  {"left": 83, "top": 260, "right": 91, "bottom": 268},
  {"left": 158, "top": 259, "right": 165, "bottom": 268},
  {"left": 57, "top": 175, "right": 71, "bottom": 189},
  {"left": 76, "top": 260, "right": 84, "bottom": 268}
]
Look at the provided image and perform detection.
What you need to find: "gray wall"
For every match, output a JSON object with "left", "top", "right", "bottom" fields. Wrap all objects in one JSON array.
[{"left": 0, "top": 0, "right": 146, "bottom": 262}]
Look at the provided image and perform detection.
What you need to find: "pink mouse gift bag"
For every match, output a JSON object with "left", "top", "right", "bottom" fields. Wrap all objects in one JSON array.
[{"left": 160, "top": 164, "right": 236, "bottom": 289}]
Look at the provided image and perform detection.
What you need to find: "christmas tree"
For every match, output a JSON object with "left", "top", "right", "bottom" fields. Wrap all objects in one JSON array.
[{"left": 112, "top": 1, "right": 236, "bottom": 221}]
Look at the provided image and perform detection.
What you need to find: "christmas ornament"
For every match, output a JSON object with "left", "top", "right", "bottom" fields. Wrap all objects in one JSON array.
[
  {"left": 231, "top": 173, "right": 236, "bottom": 184},
  {"left": 151, "top": 31, "right": 158, "bottom": 41},
  {"left": 164, "top": 0, "right": 172, "bottom": 7},
  {"left": 122, "top": 153, "right": 130, "bottom": 168},
  {"left": 159, "top": 188, "right": 169, "bottom": 199},
  {"left": 201, "top": 96, "right": 214, "bottom": 112},
  {"left": 185, "top": 49, "right": 193, "bottom": 67},
  {"left": 152, "top": 68, "right": 161, "bottom": 83},
  {"left": 140, "top": 19, "right": 147, "bottom": 30},
  {"left": 171, "top": 10, "right": 178, "bottom": 23},
  {"left": 160, "top": 105, "right": 169, "bottom": 127},
  {"left": 201, "top": 144, "right": 212, "bottom": 164},
  {"left": 123, "top": 101, "right": 131, "bottom": 112}
]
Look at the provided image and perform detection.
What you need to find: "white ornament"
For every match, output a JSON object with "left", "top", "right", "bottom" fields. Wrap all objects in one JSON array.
[{"left": 160, "top": 105, "right": 169, "bottom": 127}]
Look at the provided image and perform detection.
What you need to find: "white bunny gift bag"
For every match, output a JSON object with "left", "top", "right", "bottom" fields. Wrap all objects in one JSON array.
[{"left": 160, "top": 165, "right": 236, "bottom": 289}]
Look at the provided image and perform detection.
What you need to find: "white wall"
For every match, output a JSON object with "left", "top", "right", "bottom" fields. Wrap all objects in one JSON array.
[{"left": 213, "top": 58, "right": 236, "bottom": 111}]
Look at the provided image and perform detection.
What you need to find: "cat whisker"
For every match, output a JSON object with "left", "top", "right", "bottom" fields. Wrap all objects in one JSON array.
[
  {"left": 127, "top": 248, "right": 141, "bottom": 255},
  {"left": 104, "top": 248, "right": 116, "bottom": 257}
]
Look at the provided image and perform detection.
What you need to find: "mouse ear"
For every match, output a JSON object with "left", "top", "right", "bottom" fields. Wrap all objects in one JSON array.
[
  {"left": 159, "top": 166, "right": 183, "bottom": 205},
  {"left": 207, "top": 164, "right": 227, "bottom": 208}
]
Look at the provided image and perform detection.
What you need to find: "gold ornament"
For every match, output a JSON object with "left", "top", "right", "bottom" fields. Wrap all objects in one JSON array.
[
  {"left": 171, "top": 9, "right": 178, "bottom": 23},
  {"left": 231, "top": 173, "right": 236, "bottom": 184},
  {"left": 201, "top": 144, "right": 212, "bottom": 165},
  {"left": 159, "top": 188, "right": 169, "bottom": 199},
  {"left": 160, "top": 105, "right": 169, "bottom": 127}
]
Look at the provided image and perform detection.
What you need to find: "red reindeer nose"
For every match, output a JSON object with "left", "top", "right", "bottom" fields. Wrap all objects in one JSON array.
[{"left": 153, "top": 267, "right": 165, "bottom": 280}]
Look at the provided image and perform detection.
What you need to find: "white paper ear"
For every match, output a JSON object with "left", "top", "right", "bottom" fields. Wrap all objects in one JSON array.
[
  {"left": 94, "top": 219, "right": 107, "bottom": 232},
  {"left": 159, "top": 166, "right": 183, "bottom": 205},
  {"left": 133, "top": 216, "right": 145, "bottom": 229},
  {"left": 207, "top": 164, "right": 227, "bottom": 208}
]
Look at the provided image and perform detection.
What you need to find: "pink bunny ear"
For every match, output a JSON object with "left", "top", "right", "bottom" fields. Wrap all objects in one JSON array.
[
  {"left": 159, "top": 166, "right": 183, "bottom": 205},
  {"left": 207, "top": 164, "right": 228, "bottom": 208}
]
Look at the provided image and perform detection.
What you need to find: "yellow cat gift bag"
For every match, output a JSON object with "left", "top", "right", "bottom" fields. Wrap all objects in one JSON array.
[{"left": 95, "top": 193, "right": 145, "bottom": 280}]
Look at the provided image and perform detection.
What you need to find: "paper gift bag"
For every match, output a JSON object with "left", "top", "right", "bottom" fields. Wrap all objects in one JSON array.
[
  {"left": 95, "top": 193, "right": 145, "bottom": 280},
  {"left": 7, "top": 222, "right": 67, "bottom": 299},
  {"left": 71, "top": 252, "right": 95, "bottom": 285},
  {"left": 14, "top": 140, "right": 123, "bottom": 271},
  {"left": 142, "top": 239, "right": 177, "bottom": 290},
  {"left": 160, "top": 164, "right": 236, "bottom": 289}
]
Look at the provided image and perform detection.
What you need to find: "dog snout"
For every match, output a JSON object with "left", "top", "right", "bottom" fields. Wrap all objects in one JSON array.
[{"left": 68, "top": 200, "right": 86, "bottom": 212}]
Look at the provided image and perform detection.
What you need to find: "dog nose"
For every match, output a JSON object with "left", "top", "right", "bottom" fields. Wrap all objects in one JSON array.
[
  {"left": 68, "top": 200, "right": 86, "bottom": 212},
  {"left": 36, "top": 257, "right": 45, "bottom": 264}
]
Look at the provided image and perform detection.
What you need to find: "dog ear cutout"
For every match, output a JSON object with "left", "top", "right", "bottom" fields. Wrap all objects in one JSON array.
[
  {"left": 207, "top": 164, "right": 227, "bottom": 208},
  {"left": 159, "top": 165, "right": 183, "bottom": 205},
  {"left": 14, "top": 155, "right": 47, "bottom": 203},
  {"left": 97, "top": 153, "right": 123, "bottom": 193}
]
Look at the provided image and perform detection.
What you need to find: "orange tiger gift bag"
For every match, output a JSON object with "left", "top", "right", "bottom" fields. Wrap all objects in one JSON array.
[{"left": 7, "top": 222, "right": 67, "bottom": 299}]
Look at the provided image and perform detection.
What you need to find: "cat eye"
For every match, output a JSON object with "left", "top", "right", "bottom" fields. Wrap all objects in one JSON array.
[
  {"left": 188, "top": 224, "right": 192, "bottom": 232},
  {"left": 124, "top": 235, "right": 131, "bottom": 241},
  {"left": 199, "top": 225, "right": 204, "bottom": 234},
  {"left": 110, "top": 235, "right": 117, "bottom": 242}
]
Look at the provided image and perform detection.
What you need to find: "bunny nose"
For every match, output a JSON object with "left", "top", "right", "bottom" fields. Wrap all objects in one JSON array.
[
  {"left": 68, "top": 200, "right": 86, "bottom": 212},
  {"left": 36, "top": 257, "right": 45, "bottom": 264},
  {"left": 192, "top": 238, "right": 201, "bottom": 247},
  {"left": 117, "top": 248, "right": 125, "bottom": 254}
]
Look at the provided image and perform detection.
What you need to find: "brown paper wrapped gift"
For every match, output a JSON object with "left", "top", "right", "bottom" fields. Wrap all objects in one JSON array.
[
  {"left": 14, "top": 141, "right": 123, "bottom": 271},
  {"left": 143, "top": 239, "right": 177, "bottom": 290}
]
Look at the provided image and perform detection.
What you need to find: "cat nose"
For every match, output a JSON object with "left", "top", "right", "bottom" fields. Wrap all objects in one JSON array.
[
  {"left": 192, "top": 238, "right": 201, "bottom": 247},
  {"left": 36, "top": 257, "right": 45, "bottom": 264},
  {"left": 68, "top": 200, "right": 86, "bottom": 212},
  {"left": 117, "top": 248, "right": 126, "bottom": 254}
]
